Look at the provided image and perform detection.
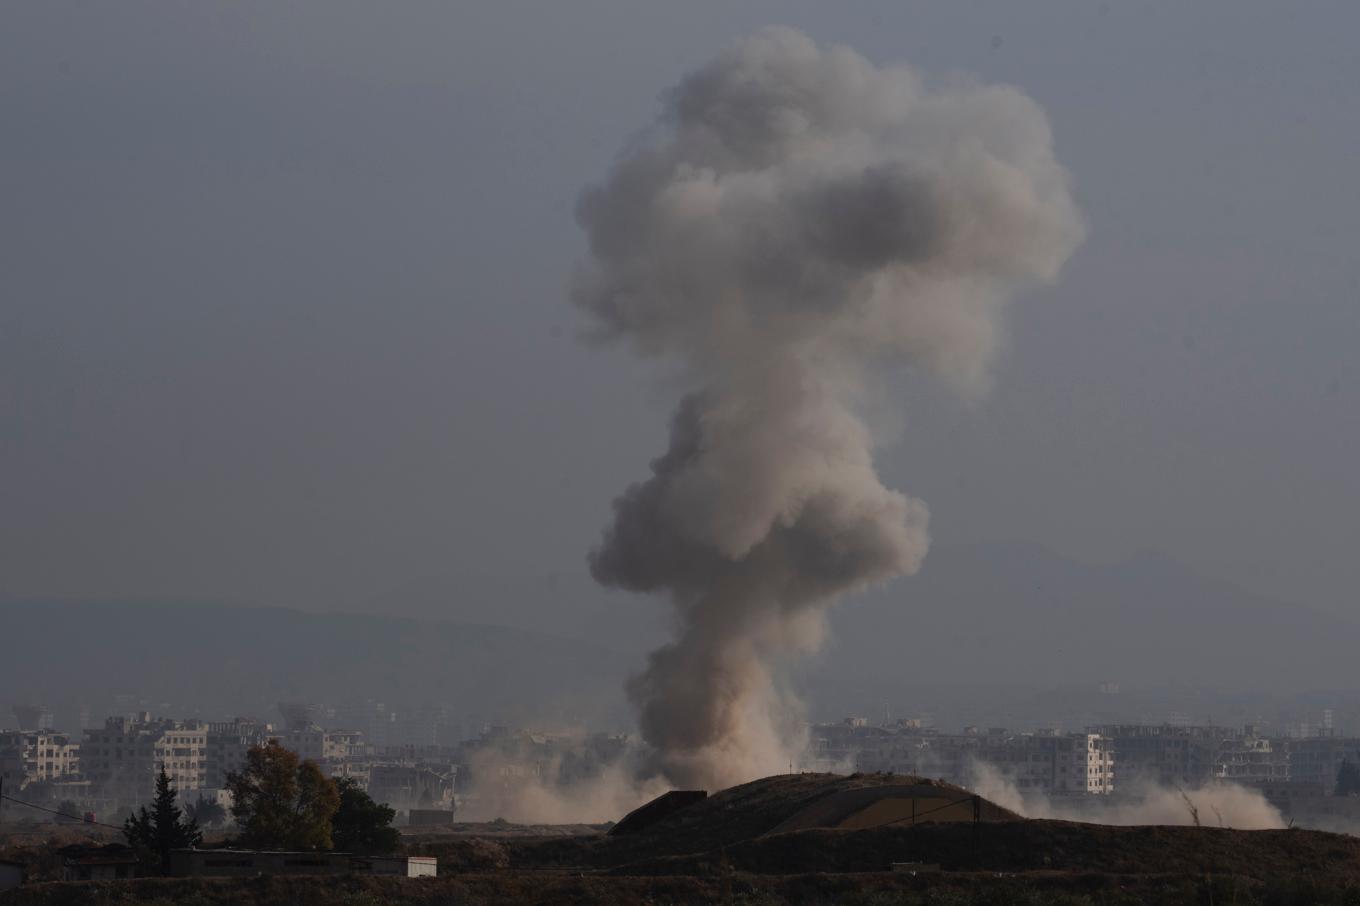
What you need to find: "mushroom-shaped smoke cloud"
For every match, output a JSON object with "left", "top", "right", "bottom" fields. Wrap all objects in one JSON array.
[{"left": 573, "top": 27, "right": 1084, "bottom": 789}]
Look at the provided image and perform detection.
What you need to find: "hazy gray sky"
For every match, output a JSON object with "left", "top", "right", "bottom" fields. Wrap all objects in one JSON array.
[{"left": 3, "top": 2, "right": 1356, "bottom": 642}]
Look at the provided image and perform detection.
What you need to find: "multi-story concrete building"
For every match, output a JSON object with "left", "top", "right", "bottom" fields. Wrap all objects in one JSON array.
[
  {"left": 814, "top": 721, "right": 1114, "bottom": 796},
  {"left": 203, "top": 718, "right": 272, "bottom": 790},
  {"left": 200, "top": 717, "right": 375, "bottom": 795},
  {"left": 155, "top": 723, "right": 208, "bottom": 793},
  {"left": 368, "top": 763, "right": 456, "bottom": 811},
  {"left": 1216, "top": 730, "right": 1289, "bottom": 785},
  {"left": 808, "top": 719, "right": 911, "bottom": 773},
  {"left": 277, "top": 726, "right": 367, "bottom": 765},
  {"left": 851, "top": 726, "right": 981, "bottom": 782},
  {"left": 0, "top": 730, "right": 81, "bottom": 789},
  {"left": 1090, "top": 724, "right": 1232, "bottom": 787},
  {"left": 81, "top": 715, "right": 207, "bottom": 805},
  {"left": 1288, "top": 735, "right": 1360, "bottom": 793},
  {"left": 983, "top": 732, "right": 1115, "bottom": 795}
]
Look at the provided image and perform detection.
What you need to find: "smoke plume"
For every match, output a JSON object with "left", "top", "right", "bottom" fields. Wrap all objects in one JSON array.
[{"left": 573, "top": 27, "right": 1084, "bottom": 789}]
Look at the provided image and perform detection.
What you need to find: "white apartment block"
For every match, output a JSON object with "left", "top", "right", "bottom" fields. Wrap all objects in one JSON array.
[
  {"left": 0, "top": 730, "right": 81, "bottom": 789},
  {"left": 984, "top": 732, "right": 1114, "bottom": 795},
  {"left": 824, "top": 722, "right": 1115, "bottom": 796}
]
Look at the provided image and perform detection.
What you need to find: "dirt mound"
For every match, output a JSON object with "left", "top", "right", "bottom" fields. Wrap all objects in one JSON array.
[
  {"left": 502, "top": 774, "right": 1360, "bottom": 885},
  {"left": 611, "top": 773, "right": 1010, "bottom": 849},
  {"left": 610, "top": 790, "right": 707, "bottom": 836},
  {"left": 768, "top": 781, "right": 1017, "bottom": 833},
  {"left": 501, "top": 772, "right": 1017, "bottom": 871}
]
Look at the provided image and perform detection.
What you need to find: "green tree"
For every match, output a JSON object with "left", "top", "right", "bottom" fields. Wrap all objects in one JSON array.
[
  {"left": 331, "top": 778, "right": 401, "bottom": 854},
  {"left": 186, "top": 796, "right": 228, "bottom": 828},
  {"left": 1336, "top": 758, "right": 1360, "bottom": 796},
  {"left": 123, "top": 767, "right": 203, "bottom": 872},
  {"left": 225, "top": 740, "right": 340, "bottom": 850}
]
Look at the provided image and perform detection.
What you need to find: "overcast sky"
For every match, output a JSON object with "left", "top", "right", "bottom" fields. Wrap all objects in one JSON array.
[{"left": 2, "top": 2, "right": 1356, "bottom": 643}]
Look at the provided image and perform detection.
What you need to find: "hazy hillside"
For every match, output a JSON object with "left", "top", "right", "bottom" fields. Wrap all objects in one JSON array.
[
  {"left": 811, "top": 541, "right": 1360, "bottom": 723},
  {"left": 0, "top": 600, "right": 638, "bottom": 731},
  {"left": 5, "top": 543, "right": 1356, "bottom": 732}
]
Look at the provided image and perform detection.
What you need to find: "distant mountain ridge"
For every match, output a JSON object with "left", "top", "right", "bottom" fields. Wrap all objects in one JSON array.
[
  {"left": 4, "top": 542, "right": 1356, "bottom": 733},
  {"left": 821, "top": 540, "right": 1360, "bottom": 694},
  {"left": 0, "top": 599, "right": 638, "bottom": 730}
]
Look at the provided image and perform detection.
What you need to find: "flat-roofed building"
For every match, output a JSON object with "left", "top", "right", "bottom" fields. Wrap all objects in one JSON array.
[
  {"left": 1288, "top": 735, "right": 1360, "bottom": 793},
  {"left": 982, "top": 732, "right": 1114, "bottom": 795},
  {"left": 1090, "top": 724, "right": 1232, "bottom": 787},
  {"left": 0, "top": 730, "right": 80, "bottom": 789},
  {"left": 81, "top": 716, "right": 207, "bottom": 806},
  {"left": 203, "top": 718, "right": 271, "bottom": 789}
]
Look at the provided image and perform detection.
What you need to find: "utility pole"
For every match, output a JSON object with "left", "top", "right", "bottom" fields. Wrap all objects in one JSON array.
[{"left": 972, "top": 794, "right": 980, "bottom": 859}]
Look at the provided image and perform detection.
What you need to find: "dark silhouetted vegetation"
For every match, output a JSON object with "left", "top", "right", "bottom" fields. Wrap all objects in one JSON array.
[
  {"left": 225, "top": 740, "right": 340, "bottom": 850},
  {"left": 1336, "top": 758, "right": 1360, "bottom": 796},
  {"left": 330, "top": 777, "right": 401, "bottom": 854},
  {"left": 123, "top": 767, "right": 202, "bottom": 872},
  {"left": 186, "top": 796, "right": 229, "bottom": 828}
]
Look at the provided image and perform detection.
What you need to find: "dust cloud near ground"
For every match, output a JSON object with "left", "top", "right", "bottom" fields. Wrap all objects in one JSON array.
[
  {"left": 967, "top": 760, "right": 1286, "bottom": 829},
  {"left": 454, "top": 742, "right": 668, "bottom": 824}
]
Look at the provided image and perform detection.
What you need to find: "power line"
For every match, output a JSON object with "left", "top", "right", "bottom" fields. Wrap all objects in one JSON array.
[{"left": 0, "top": 793, "right": 126, "bottom": 832}]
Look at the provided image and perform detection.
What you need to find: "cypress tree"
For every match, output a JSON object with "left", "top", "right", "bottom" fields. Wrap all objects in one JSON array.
[{"left": 124, "top": 767, "right": 203, "bottom": 873}]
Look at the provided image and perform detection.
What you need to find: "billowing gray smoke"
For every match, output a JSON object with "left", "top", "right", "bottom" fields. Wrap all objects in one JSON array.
[{"left": 573, "top": 27, "right": 1084, "bottom": 789}]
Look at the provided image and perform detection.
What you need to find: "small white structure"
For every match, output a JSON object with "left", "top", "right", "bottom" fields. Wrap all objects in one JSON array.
[{"left": 355, "top": 855, "right": 437, "bottom": 877}]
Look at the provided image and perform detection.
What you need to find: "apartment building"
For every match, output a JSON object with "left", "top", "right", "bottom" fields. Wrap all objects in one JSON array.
[
  {"left": 809, "top": 719, "right": 917, "bottom": 773},
  {"left": 1089, "top": 724, "right": 1232, "bottom": 787},
  {"left": 368, "top": 764, "right": 456, "bottom": 811},
  {"left": 81, "top": 715, "right": 207, "bottom": 805},
  {"left": 1288, "top": 735, "right": 1360, "bottom": 793},
  {"left": 816, "top": 721, "right": 1114, "bottom": 796},
  {"left": 276, "top": 726, "right": 367, "bottom": 764},
  {"left": 852, "top": 727, "right": 981, "bottom": 782},
  {"left": 1216, "top": 730, "right": 1289, "bottom": 785},
  {"left": 203, "top": 718, "right": 271, "bottom": 789},
  {"left": 982, "top": 732, "right": 1114, "bottom": 795},
  {"left": 0, "top": 730, "right": 81, "bottom": 789}
]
